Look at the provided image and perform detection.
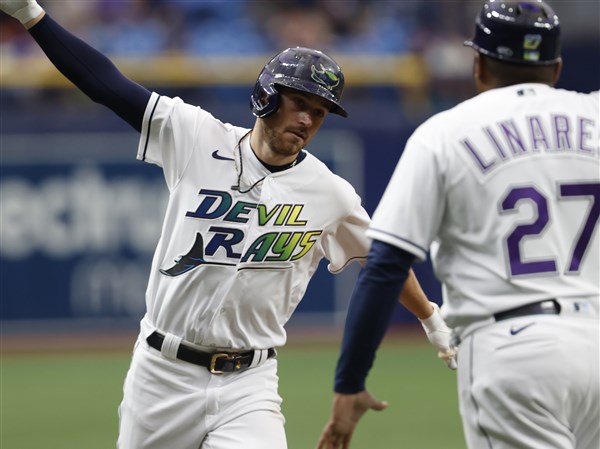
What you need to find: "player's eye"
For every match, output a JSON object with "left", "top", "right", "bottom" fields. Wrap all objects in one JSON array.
[
  {"left": 293, "top": 97, "right": 306, "bottom": 108},
  {"left": 313, "top": 108, "right": 326, "bottom": 119}
]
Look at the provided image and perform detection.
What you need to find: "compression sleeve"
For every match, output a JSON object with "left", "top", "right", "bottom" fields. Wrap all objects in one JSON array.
[
  {"left": 334, "top": 239, "right": 416, "bottom": 393},
  {"left": 28, "top": 14, "right": 151, "bottom": 132}
]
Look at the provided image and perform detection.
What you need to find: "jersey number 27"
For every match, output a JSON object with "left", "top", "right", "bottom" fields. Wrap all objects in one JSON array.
[{"left": 500, "top": 182, "right": 599, "bottom": 276}]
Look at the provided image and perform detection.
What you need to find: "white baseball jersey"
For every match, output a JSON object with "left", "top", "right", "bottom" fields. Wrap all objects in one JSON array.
[
  {"left": 369, "top": 84, "right": 599, "bottom": 335},
  {"left": 136, "top": 92, "right": 370, "bottom": 350}
]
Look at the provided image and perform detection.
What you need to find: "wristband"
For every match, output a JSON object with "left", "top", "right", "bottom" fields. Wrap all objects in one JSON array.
[
  {"left": 12, "top": 1, "right": 43, "bottom": 24},
  {"left": 419, "top": 302, "right": 446, "bottom": 334}
]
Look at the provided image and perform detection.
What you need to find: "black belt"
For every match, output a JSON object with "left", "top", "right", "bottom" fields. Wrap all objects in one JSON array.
[
  {"left": 146, "top": 331, "right": 276, "bottom": 374},
  {"left": 494, "top": 299, "right": 561, "bottom": 322}
]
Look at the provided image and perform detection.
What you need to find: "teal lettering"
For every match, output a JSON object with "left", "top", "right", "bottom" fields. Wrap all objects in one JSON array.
[
  {"left": 224, "top": 201, "right": 257, "bottom": 223},
  {"left": 241, "top": 233, "right": 277, "bottom": 262}
]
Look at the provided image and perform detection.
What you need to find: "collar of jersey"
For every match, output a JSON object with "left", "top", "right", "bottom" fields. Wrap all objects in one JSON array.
[{"left": 235, "top": 132, "right": 306, "bottom": 191}]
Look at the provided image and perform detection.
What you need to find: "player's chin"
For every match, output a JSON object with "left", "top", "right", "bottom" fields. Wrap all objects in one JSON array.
[
  {"left": 281, "top": 138, "right": 304, "bottom": 154},
  {"left": 272, "top": 133, "right": 305, "bottom": 156},
  {"left": 284, "top": 138, "right": 303, "bottom": 152}
]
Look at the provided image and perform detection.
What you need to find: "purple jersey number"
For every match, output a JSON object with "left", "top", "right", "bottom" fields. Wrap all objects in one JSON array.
[{"left": 501, "top": 182, "right": 599, "bottom": 276}]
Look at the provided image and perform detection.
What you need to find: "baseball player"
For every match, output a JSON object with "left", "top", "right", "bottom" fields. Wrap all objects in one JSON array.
[
  {"left": 318, "top": 1, "right": 599, "bottom": 449},
  {"left": 0, "top": 2, "right": 457, "bottom": 448}
]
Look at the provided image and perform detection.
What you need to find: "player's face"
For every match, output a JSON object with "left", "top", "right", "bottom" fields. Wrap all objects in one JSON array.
[{"left": 262, "top": 87, "right": 331, "bottom": 158}]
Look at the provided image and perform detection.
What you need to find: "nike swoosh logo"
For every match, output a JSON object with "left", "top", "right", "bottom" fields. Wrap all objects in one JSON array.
[
  {"left": 510, "top": 322, "right": 535, "bottom": 335},
  {"left": 212, "top": 150, "right": 234, "bottom": 161}
]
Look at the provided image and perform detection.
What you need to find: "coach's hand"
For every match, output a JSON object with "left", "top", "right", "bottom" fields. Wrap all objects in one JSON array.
[
  {"left": 316, "top": 391, "right": 387, "bottom": 449},
  {"left": 0, "top": 0, "right": 43, "bottom": 24},
  {"left": 419, "top": 302, "right": 458, "bottom": 370}
]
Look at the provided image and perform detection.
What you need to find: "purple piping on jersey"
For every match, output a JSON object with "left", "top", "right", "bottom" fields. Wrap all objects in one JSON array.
[
  {"left": 141, "top": 96, "right": 161, "bottom": 161},
  {"left": 368, "top": 227, "right": 427, "bottom": 255}
]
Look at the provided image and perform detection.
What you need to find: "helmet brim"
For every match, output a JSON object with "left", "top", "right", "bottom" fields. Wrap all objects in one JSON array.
[
  {"left": 330, "top": 104, "right": 348, "bottom": 118},
  {"left": 274, "top": 81, "right": 348, "bottom": 118},
  {"left": 463, "top": 39, "right": 561, "bottom": 66}
]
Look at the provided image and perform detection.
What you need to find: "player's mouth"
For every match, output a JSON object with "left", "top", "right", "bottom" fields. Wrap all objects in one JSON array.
[{"left": 287, "top": 129, "right": 307, "bottom": 141}]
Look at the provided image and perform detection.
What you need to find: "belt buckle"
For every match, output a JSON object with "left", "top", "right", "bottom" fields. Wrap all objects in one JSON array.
[{"left": 209, "top": 353, "right": 241, "bottom": 374}]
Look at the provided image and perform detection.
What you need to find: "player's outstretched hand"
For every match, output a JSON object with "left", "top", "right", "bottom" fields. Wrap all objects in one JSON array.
[
  {"left": 316, "top": 391, "right": 388, "bottom": 449},
  {"left": 0, "top": 0, "right": 43, "bottom": 24},
  {"left": 419, "top": 302, "right": 458, "bottom": 370}
]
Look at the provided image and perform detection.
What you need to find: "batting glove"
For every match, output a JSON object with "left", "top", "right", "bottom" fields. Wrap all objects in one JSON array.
[
  {"left": 419, "top": 302, "right": 458, "bottom": 370},
  {"left": 0, "top": 0, "right": 43, "bottom": 24}
]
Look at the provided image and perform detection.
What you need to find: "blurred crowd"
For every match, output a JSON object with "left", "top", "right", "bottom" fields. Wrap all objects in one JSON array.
[
  {"left": 0, "top": 0, "right": 474, "bottom": 57},
  {"left": 0, "top": 1, "right": 597, "bottom": 125},
  {"left": 0, "top": 0, "right": 481, "bottom": 121}
]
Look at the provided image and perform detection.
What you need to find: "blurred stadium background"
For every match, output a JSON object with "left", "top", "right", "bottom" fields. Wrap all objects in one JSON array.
[{"left": 1, "top": 1, "right": 599, "bottom": 448}]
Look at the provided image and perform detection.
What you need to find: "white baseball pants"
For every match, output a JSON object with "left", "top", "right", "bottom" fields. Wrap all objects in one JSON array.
[
  {"left": 458, "top": 313, "right": 599, "bottom": 449},
  {"left": 117, "top": 336, "right": 287, "bottom": 449}
]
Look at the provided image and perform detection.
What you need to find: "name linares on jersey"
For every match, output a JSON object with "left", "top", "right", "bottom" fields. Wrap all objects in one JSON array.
[
  {"left": 462, "top": 113, "right": 597, "bottom": 174},
  {"left": 160, "top": 189, "right": 321, "bottom": 276}
]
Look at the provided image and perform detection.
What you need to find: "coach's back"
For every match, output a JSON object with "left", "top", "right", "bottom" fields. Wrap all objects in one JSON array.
[{"left": 401, "top": 84, "right": 599, "bottom": 331}]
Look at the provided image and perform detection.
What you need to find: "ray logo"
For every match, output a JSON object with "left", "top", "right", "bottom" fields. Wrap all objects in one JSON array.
[
  {"left": 311, "top": 64, "right": 340, "bottom": 91},
  {"left": 160, "top": 233, "right": 235, "bottom": 277}
]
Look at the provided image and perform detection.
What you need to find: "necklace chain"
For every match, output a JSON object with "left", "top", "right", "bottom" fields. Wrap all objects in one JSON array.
[
  {"left": 232, "top": 131, "right": 298, "bottom": 194},
  {"left": 233, "top": 131, "right": 262, "bottom": 194}
]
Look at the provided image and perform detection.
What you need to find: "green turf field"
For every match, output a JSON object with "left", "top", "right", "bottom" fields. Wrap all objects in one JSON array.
[{"left": 1, "top": 340, "right": 464, "bottom": 449}]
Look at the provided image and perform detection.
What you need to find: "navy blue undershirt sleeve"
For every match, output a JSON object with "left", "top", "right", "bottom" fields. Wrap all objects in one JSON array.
[
  {"left": 334, "top": 239, "right": 416, "bottom": 393},
  {"left": 28, "top": 14, "right": 151, "bottom": 132}
]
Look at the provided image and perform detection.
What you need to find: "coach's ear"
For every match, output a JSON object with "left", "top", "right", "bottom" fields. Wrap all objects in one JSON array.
[
  {"left": 550, "top": 59, "right": 563, "bottom": 86},
  {"left": 472, "top": 53, "right": 490, "bottom": 94}
]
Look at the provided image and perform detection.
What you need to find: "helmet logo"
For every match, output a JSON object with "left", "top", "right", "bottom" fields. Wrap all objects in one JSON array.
[
  {"left": 523, "top": 34, "right": 542, "bottom": 61},
  {"left": 524, "top": 34, "right": 542, "bottom": 50},
  {"left": 310, "top": 64, "right": 340, "bottom": 91},
  {"left": 496, "top": 46, "right": 514, "bottom": 57}
]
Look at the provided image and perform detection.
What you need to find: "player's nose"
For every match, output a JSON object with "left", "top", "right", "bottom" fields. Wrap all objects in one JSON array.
[{"left": 297, "top": 110, "right": 313, "bottom": 127}]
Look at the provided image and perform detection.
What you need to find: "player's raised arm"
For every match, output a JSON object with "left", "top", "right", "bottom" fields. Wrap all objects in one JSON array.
[{"left": 0, "top": 0, "right": 151, "bottom": 132}]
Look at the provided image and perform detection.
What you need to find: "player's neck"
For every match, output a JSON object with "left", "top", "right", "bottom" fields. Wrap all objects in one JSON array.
[{"left": 249, "top": 129, "right": 299, "bottom": 168}]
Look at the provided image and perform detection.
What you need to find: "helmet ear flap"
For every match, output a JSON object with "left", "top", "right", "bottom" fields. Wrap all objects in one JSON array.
[{"left": 250, "top": 82, "right": 280, "bottom": 118}]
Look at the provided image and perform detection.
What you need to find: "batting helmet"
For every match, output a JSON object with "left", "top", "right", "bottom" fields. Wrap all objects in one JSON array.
[
  {"left": 250, "top": 47, "right": 348, "bottom": 118},
  {"left": 464, "top": 0, "right": 561, "bottom": 65}
]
